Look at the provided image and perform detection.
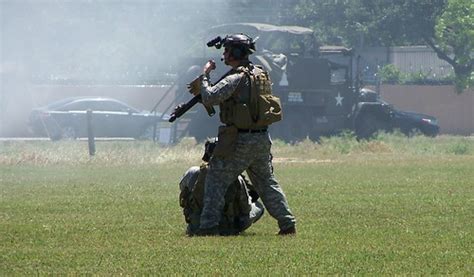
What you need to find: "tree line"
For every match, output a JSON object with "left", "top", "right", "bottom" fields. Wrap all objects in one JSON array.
[
  {"left": 269, "top": 0, "right": 472, "bottom": 92},
  {"left": 231, "top": 0, "right": 472, "bottom": 92}
]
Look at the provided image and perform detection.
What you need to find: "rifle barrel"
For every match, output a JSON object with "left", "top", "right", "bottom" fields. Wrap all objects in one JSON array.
[{"left": 168, "top": 95, "right": 201, "bottom": 122}]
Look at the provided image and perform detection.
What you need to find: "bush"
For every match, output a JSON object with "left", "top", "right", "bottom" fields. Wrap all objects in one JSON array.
[
  {"left": 377, "top": 64, "right": 404, "bottom": 84},
  {"left": 405, "top": 70, "right": 431, "bottom": 84},
  {"left": 377, "top": 64, "right": 456, "bottom": 85}
]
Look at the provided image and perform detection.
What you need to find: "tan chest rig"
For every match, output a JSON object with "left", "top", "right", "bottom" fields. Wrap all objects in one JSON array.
[{"left": 219, "top": 65, "right": 282, "bottom": 129}]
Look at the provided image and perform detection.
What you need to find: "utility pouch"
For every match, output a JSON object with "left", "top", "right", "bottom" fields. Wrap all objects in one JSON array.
[
  {"left": 213, "top": 125, "right": 238, "bottom": 159},
  {"left": 255, "top": 94, "right": 282, "bottom": 126}
]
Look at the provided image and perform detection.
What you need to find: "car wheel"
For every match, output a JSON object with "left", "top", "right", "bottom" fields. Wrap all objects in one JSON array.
[
  {"left": 61, "top": 126, "right": 77, "bottom": 140},
  {"left": 138, "top": 125, "right": 156, "bottom": 140},
  {"left": 356, "top": 113, "right": 387, "bottom": 139}
]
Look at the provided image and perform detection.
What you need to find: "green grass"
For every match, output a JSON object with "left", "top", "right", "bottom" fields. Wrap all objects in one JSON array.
[{"left": 1, "top": 134, "right": 473, "bottom": 274}]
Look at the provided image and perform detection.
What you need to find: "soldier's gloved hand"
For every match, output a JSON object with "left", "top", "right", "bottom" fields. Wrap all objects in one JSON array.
[
  {"left": 203, "top": 59, "right": 216, "bottom": 75},
  {"left": 187, "top": 77, "right": 201, "bottom": 96}
]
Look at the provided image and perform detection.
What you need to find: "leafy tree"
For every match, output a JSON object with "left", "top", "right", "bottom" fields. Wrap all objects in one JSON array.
[
  {"left": 294, "top": 0, "right": 447, "bottom": 47},
  {"left": 295, "top": 0, "right": 473, "bottom": 92},
  {"left": 434, "top": 0, "right": 473, "bottom": 91},
  {"left": 294, "top": 0, "right": 360, "bottom": 46}
]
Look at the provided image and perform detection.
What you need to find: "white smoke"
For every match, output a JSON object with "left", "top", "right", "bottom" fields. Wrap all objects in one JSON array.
[{"left": 0, "top": 0, "right": 292, "bottom": 136}]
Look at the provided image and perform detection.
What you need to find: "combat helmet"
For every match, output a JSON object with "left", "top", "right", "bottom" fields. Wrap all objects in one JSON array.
[{"left": 207, "top": 33, "right": 256, "bottom": 59}]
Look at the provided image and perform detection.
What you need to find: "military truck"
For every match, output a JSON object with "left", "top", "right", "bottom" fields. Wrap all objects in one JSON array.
[{"left": 173, "top": 23, "right": 439, "bottom": 142}]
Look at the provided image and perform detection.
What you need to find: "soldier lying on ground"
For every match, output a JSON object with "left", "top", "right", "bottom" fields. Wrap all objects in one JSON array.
[{"left": 179, "top": 138, "right": 264, "bottom": 236}]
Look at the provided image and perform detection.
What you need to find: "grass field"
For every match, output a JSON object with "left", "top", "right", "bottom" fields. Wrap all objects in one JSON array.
[{"left": 1, "top": 134, "right": 473, "bottom": 274}]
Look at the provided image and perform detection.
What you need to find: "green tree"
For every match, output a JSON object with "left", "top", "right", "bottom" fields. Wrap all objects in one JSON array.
[
  {"left": 295, "top": 0, "right": 447, "bottom": 47},
  {"left": 295, "top": 0, "right": 473, "bottom": 92},
  {"left": 434, "top": 0, "right": 473, "bottom": 92}
]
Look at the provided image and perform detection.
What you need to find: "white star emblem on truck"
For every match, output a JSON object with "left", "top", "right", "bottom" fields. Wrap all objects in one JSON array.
[{"left": 335, "top": 93, "right": 344, "bottom": 106}]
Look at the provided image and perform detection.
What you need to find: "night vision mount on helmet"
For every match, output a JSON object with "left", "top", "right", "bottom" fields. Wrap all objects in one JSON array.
[{"left": 207, "top": 33, "right": 256, "bottom": 59}]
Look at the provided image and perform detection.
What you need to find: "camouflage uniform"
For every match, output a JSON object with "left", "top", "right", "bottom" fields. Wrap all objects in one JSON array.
[
  {"left": 179, "top": 166, "right": 264, "bottom": 235},
  {"left": 199, "top": 61, "right": 296, "bottom": 232}
]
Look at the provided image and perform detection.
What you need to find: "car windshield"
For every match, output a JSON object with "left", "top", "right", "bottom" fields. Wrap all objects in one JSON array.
[
  {"left": 59, "top": 101, "right": 94, "bottom": 111},
  {"left": 46, "top": 98, "right": 141, "bottom": 113},
  {"left": 99, "top": 100, "right": 140, "bottom": 112},
  {"left": 44, "top": 97, "right": 82, "bottom": 110}
]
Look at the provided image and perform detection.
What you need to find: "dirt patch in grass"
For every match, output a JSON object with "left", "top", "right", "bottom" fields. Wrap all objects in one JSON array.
[{"left": 273, "top": 157, "right": 337, "bottom": 164}]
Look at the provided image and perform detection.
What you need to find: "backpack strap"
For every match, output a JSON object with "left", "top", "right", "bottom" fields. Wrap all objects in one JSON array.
[{"left": 236, "top": 65, "right": 259, "bottom": 123}]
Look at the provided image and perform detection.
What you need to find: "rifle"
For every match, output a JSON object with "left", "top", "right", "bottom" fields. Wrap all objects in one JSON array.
[
  {"left": 168, "top": 75, "right": 216, "bottom": 123},
  {"left": 168, "top": 94, "right": 215, "bottom": 123}
]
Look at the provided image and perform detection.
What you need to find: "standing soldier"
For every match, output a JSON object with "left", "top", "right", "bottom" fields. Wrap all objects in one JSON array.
[{"left": 190, "top": 33, "right": 296, "bottom": 236}]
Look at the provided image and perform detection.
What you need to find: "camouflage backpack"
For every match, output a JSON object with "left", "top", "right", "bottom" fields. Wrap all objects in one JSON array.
[{"left": 220, "top": 65, "right": 283, "bottom": 129}]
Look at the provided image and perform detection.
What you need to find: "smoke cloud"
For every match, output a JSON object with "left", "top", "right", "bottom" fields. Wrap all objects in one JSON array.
[{"left": 0, "top": 0, "right": 292, "bottom": 136}]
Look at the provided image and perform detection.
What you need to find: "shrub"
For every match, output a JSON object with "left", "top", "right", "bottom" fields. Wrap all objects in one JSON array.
[
  {"left": 377, "top": 64, "right": 457, "bottom": 85},
  {"left": 377, "top": 64, "right": 404, "bottom": 84},
  {"left": 404, "top": 70, "right": 431, "bottom": 84}
]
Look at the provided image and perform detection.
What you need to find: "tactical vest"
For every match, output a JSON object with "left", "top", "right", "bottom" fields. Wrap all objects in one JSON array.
[
  {"left": 179, "top": 163, "right": 251, "bottom": 235},
  {"left": 219, "top": 64, "right": 282, "bottom": 129}
]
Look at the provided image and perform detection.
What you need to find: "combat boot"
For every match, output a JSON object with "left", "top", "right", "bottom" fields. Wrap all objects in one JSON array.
[{"left": 278, "top": 226, "right": 296, "bottom": 236}]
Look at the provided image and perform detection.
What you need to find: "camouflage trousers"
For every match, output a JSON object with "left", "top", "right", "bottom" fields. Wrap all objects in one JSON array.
[
  {"left": 199, "top": 132, "right": 296, "bottom": 230},
  {"left": 187, "top": 200, "right": 264, "bottom": 236}
]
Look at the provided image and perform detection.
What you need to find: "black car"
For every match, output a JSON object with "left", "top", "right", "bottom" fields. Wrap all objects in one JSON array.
[
  {"left": 29, "top": 97, "right": 169, "bottom": 140},
  {"left": 355, "top": 89, "right": 440, "bottom": 138},
  {"left": 391, "top": 109, "right": 439, "bottom": 137}
]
